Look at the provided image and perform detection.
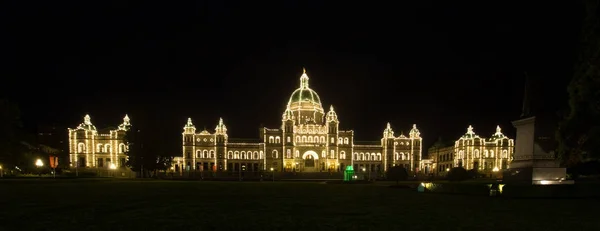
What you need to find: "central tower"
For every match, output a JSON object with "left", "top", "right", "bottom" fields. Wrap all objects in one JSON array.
[{"left": 286, "top": 68, "right": 325, "bottom": 125}]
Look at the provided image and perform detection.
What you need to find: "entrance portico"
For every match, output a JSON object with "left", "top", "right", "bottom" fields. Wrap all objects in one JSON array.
[{"left": 302, "top": 150, "right": 319, "bottom": 172}]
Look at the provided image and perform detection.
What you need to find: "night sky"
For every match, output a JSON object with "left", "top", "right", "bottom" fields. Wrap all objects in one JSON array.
[{"left": 2, "top": 1, "right": 583, "bottom": 154}]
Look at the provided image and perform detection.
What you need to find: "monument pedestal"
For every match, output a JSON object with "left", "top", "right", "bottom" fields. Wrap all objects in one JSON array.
[{"left": 502, "top": 116, "right": 574, "bottom": 185}]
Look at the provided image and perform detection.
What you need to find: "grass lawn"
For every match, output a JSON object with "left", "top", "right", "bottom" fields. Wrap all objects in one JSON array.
[{"left": 0, "top": 179, "right": 598, "bottom": 230}]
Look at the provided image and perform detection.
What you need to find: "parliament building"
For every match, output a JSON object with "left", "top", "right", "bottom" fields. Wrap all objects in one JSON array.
[
  {"left": 175, "top": 69, "right": 423, "bottom": 173},
  {"left": 68, "top": 114, "right": 131, "bottom": 168},
  {"left": 428, "top": 125, "right": 514, "bottom": 175}
]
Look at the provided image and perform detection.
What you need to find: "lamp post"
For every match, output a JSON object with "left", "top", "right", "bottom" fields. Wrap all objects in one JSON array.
[
  {"left": 109, "top": 163, "right": 116, "bottom": 177},
  {"left": 361, "top": 167, "right": 366, "bottom": 180},
  {"left": 35, "top": 159, "right": 43, "bottom": 177},
  {"left": 270, "top": 167, "right": 274, "bottom": 182}
]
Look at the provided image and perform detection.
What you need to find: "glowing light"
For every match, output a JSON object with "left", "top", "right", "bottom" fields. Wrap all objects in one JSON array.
[
  {"left": 35, "top": 159, "right": 43, "bottom": 167},
  {"left": 109, "top": 163, "right": 116, "bottom": 170},
  {"left": 493, "top": 167, "right": 499, "bottom": 172}
]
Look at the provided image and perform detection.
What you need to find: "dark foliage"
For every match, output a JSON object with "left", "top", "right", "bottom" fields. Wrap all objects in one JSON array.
[
  {"left": 568, "top": 160, "right": 600, "bottom": 177},
  {"left": 124, "top": 127, "right": 170, "bottom": 177},
  {"left": 557, "top": 0, "right": 600, "bottom": 167},
  {"left": 387, "top": 166, "right": 408, "bottom": 184},
  {"left": 447, "top": 167, "right": 470, "bottom": 181}
]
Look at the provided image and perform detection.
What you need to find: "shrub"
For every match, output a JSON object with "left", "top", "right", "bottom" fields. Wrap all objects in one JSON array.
[
  {"left": 387, "top": 166, "right": 408, "bottom": 183},
  {"left": 447, "top": 167, "right": 470, "bottom": 181}
]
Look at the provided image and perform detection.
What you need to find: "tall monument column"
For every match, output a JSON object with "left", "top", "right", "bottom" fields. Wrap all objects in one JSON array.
[{"left": 503, "top": 74, "right": 574, "bottom": 185}]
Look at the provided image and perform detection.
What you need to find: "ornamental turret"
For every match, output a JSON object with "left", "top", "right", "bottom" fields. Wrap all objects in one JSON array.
[
  {"left": 118, "top": 114, "right": 131, "bottom": 131},
  {"left": 409, "top": 124, "right": 421, "bottom": 139},
  {"left": 183, "top": 118, "right": 196, "bottom": 134},
  {"left": 383, "top": 122, "right": 394, "bottom": 138},
  {"left": 282, "top": 108, "right": 295, "bottom": 132},
  {"left": 76, "top": 114, "right": 97, "bottom": 131},
  {"left": 215, "top": 117, "right": 228, "bottom": 144},
  {"left": 326, "top": 105, "right": 338, "bottom": 134}
]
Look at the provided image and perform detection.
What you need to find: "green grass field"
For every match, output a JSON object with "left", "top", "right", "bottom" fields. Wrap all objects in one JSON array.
[{"left": 0, "top": 179, "right": 598, "bottom": 230}]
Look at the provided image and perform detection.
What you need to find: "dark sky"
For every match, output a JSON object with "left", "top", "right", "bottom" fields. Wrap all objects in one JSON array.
[{"left": 1, "top": 1, "right": 583, "bottom": 154}]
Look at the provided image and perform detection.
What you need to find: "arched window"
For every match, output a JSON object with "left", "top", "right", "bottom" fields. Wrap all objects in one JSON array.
[
  {"left": 295, "top": 150, "right": 299, "bottom": 158},
  {"left": 400, "top": 152, "right": 405, "bottom": 160},
  {"left": 286, "top": 149, "right": 291, "bottom": 158},
  {"left": 484, "top": 150, "right": 489, "bottom": 158},
  {"left": 344, "top": 138, "right": 349, "bottom": 144},
  {"left": 196, "top": 150, "right": 201, "bottom": 158},
  {"left": 330, "top": 150, "right": 335, "bottom": 159},
  {"left": 253, "top": 151, "right": 258, "bottom": 159},
  {"left": 227, "top": 151, "right": 233, "bottom": 159},
  {"left": 119, "top": 143, "right": 126, "bottom": 153},
  {"left": 330, "top": 137, "right": 334, "bottom": 143},
  {"left": 104, "top": 144, "right": 111, "bottom": 153},
  {"left": 234, "top": 151, "right": 239, "bottom": 159},
  {"left": 474, "top": 150, "right": 480, "bottom": 158},
  {"left": 269, "top": 136, "right": 274, "bottom": 143},
  {"left": 296, "top": 136, "right": 300, "bottom": 142},
  {"left": 314, "top": 136, "right": 319, "bottom": 143},
  {"left": 302, "top": 136, "right": 307, "bottom": 142},
  {"left": 287, "top": 136, "right": 291, "bottom": 143},
  {"left": 78, "top": 143, "right": 85, "bottom": 153},
  {"left": 308, "top": 136, "right": 313, "bottom": 142},
  {"left": 203, "top": 150, "right": 208, "bottom": 158},
  {"left": 259, "top": 151, "right": 264, "bottom": 159},
  {"left": 377, "top": 153, "right": 382, "bottom": 161},
  {"left": 338, "top": 138, "right": 343, "bottom": 144},
  {"left": 241, "top": 151, "right": 246, "bottom": 159},
  {"left": 321, "top": 150, "right": 326, "bottom": 158},
  {"left": 96, "top": 144, "right": 102, "bottom": 152},
  {"left": 340, "top": 151, "right": 346, "bottom": 159},
  {"left": 360, "top": 153, "right": 365, "bottom": 160},
  {"left": 320, "top": 137, "right": 325, "bottom": 143},
  {"left": 502, "top": 150, "right": 508, "bottom": 158},
  {"left": 275, "top": 136, "right": 281, "bottom": 143},
  {"left": 272, "top": 150, "right": 278, "bottom": 158},
  {"left": 210, "top": 150, "right": 215, "bottom": 158}
]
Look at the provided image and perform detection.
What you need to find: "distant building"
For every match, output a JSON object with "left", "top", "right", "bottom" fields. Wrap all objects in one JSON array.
[
  {"left": 175, "top": 69, "right": 424, "bottom": 173},
  {"left": 67, "top": 114, "right": 130, "bottom": 168},
  {"left": 427, "top": 145, "right": 454, "bottom": 175},
  {"left": 429, "top": 125, "right": 514, "bottom": 174},
  {"left": 455, "top": 125, "right": 514, "bottom": 171}
]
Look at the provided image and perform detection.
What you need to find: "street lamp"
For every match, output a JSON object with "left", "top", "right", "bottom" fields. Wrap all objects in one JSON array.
[
  {"left": 270, "top": 167, "right": 274, "bottom": 182},
  {"left": 36, "top": 159, "right": 44, "bottom": 167},
  {"left": 35, "top": 159, "right": 43, "bottom": 177},
  {"left": 109, "top": 163, "right": 117, "bottom": 177}
]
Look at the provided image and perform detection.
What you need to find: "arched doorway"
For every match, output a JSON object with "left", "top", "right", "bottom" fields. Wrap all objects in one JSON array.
[{"left": 302, "top": 151, "right": 319, "bottom": 172}]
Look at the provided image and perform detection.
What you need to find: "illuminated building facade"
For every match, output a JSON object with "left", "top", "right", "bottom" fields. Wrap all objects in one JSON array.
[
  {"left": 453, "top": 125, "right": 514, "bottom": 172},
  {"left": 427, "top": 146, "right": 454, "bottom": 175},
  {"left": 176, "top": 69, "right": 423, "bottom": 173},
  {"left": 68, "top": 114, "right": 130, "bottom": 168}
]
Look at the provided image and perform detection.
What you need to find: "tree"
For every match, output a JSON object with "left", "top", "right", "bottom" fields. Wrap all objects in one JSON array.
[
  {"left": 124, "top": 127, "right": 171, "bottom": 177},
  {"left": 387, "top": 166, "right": 408, "bottom": 184},
  {"left": 0, "top": 99, "right": 26, "bottom": 168},
  {"left": 557, "top": 0, "right": 600, "bottom": 167},
  {"left": 124, "top": 127, "right": 144, "bottom": 172},
  {"left": 447, "top": 167, "right": 470, "bottom": 181}
]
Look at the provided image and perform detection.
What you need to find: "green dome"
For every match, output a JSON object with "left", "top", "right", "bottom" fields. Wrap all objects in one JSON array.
[{"left": 288, "top": 88, "right": 322, "bottom": 105}]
